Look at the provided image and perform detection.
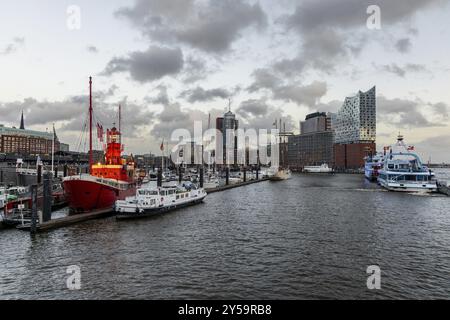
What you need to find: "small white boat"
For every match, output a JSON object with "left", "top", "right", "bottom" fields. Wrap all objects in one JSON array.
[
  {"left": 115, "top": 182, "right": 207, "bottom": 220},
  {"left": 303, "top": 164, "right": 333, "bottom": 173},
  {"left": 203, "top": 177, "right": 220, "bottom": 189},
  {"left": 268, "top": 167, "right": 292, "bottom": 181}
]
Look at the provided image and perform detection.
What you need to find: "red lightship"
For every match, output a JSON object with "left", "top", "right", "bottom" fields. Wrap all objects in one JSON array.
[{"left": 63, "top": 77, "right": 136, "bottom": 213}]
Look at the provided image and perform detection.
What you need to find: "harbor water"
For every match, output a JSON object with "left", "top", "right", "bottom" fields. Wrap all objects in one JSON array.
[{"left": 0, "top": 171, "right": 449, "bottom": 299}]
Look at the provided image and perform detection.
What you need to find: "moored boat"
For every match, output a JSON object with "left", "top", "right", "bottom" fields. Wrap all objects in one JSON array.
[
  {"left": 364, "top": 153, "right": 384, "bottom": 182},
  {"left": 115, "top": 182, "right": 207, "bottom": 220},
  {"left": 63, "top": 77, "right": 137, "bottom": 213},
  {"left": 303, "top": 164, "right": 333, "bottom": 173},
  {"left": 269, "top": 167, "right": 292, "bottom": 181},
  {"left": 377, "top": 135, "right": 437, "bottom": 193}
]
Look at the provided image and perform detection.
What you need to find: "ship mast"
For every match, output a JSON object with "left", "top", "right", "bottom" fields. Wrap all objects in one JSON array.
[
  {"left": 119, "top": 104, "right": 122, "bottom": 144},
  {"left": 89, "top": 76, "right": 93, "bottom": 173}
]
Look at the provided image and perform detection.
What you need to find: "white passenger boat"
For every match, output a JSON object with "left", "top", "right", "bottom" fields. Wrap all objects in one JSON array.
[
  {"left": 303, "top": 164, "right": 333, "bottom": 173},
  {"left": 115, "top": 182, "right": 207, "bottom": 220},
  {"left": 364, "top": 153, "right": 384, "bottom": 182},
  {"left": 377, "top": 135, "right": 437, "bottom": 193}
]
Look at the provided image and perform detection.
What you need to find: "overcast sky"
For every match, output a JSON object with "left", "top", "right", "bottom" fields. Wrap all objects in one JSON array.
[{"left": 0, "top": 0, "right": 449, "bottom": 162}]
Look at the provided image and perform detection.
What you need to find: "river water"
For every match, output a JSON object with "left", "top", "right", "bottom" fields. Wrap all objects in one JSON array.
[{"left": 0, "top": 171, "right": 449, "bottom": 300}]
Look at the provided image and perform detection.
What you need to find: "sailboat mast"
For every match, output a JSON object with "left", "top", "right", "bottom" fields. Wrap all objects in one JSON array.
[{"left": 89, "top": 76, "right": 93, "bottom": 173}]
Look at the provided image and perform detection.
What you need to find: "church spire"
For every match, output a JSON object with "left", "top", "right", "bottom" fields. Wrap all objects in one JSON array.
[{"left": 20, "top": 110, "right": 25, "bottom": 130}]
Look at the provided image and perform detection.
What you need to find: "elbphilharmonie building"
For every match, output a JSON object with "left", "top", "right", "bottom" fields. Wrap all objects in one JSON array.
[{"left": 333, "top": 86, "right": 376, "bottom": 144}]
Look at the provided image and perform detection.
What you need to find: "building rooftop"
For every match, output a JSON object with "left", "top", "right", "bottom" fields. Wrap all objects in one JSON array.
[{"left": 0, "top": 124, "right": 54, "bottom": 140}]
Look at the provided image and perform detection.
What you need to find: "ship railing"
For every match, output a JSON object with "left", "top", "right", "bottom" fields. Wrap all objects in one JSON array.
[{"left": 389, "top": 175, "right": 436, "bottom": 184}]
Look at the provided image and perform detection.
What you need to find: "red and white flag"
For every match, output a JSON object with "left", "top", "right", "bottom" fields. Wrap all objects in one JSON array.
[{"left": 97, "top": 123, "right": 104, "bottom": 142}]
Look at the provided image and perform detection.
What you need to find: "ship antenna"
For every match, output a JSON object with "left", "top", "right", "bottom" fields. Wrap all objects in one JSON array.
[{"left": 89, "top": 76, "right": 93, "bottom": 174}]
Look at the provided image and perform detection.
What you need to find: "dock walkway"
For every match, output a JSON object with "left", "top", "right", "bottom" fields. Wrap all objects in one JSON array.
[
  {"left": 16, "top": 208, "right": 113, "bottom": 232},
  {"left": 205, "top": 178, "right": 269, "bottom": 194}
]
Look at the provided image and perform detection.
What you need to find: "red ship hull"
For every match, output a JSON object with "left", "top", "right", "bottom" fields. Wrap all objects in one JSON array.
[{"left": 63, "top": 178, "right": 136, "bottom": 213}]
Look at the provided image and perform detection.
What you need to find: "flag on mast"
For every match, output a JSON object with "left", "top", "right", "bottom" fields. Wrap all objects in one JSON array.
[
  {"left": 96, "top": 123, "right": 104, "bottom": 142},
  {"left": 160, "top": 139, "right": 165, "bottom": 152}
]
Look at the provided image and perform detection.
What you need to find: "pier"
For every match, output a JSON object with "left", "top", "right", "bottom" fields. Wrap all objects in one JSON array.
[
  {"left": 205, "top": 177, "right": 269, "bottom": 194},
  {"left": 16, "top": 208, "right": 113, "bottom": 232}
]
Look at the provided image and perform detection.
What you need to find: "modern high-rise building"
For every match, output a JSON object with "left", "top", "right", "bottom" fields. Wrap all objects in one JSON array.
[
  {"left": 333, "top": 87, "right": 377, "bottom": 169},
  {"left": 216, "top": 109, "right": 239, "bottom": 166},
  {"left": 333, "top": 86, "right": 376, "bottom": 144}
]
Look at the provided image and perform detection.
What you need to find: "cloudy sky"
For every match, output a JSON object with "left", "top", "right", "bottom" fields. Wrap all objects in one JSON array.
[{"left": 0, "top": 0, "right": 449, "bottom": 162}]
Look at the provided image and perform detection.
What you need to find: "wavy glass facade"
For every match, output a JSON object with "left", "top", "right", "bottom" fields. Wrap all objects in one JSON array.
[{"left": 333, "top": 87, "right": 376, "bottom": 144}]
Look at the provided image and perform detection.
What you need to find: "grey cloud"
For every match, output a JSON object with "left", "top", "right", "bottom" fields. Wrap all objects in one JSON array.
[
  {"left": 0, "top": 97, "right": 82, "bottom": 126},
  {"left": 150, "top": 102, "right": 224, "bottom": 139},
  {"left": 180, "top": 87, "right": 231, "bottom": 103},
  {"left": 87, "top": 45, "right": 99, "bottom": 53},
  {"left": 103, "top": 46, "right": 184, "bottom": 82},
  {"left": 247, "top": 68, "right": 282, "bottom": 93},
  {"left": 236, "top": 99, "right": 295, "bottom": 131},
  {"left": 182, "top": 56, "right": 209, "bottom": 83},
  {"left": 116, "top": 0, "right": 267, "bottom": 53},
  {"left": 146, "top": 85, "right": 170, "bottom": 105},
  {"left": 377, "top": 63, "right": 427, "bottom": 77},
  {"left": 273, "top": 81, "right": 328, "bottom": 107},
  {"left": 247, "top": 67, "right": 327, "bottom": 108},
  {"left": 285, "top": 0, "right": 445, "bottom": 32},
  {"left": 272, "top": 57, "right": 306, "bottom": 78},
  {"left": 237, "top": 99, "right": 269, "bottom": 118},
  {"left": 378, "top": 96, "right": 448, "bottom": 128},
  {"left": 0, "top": 86, "right": 154, "bottom": 148},
  {"left": 278, "top": 0, "right": 446, "bottom": 74},
  {"left": 395, "top": 38, "right": 412, "bottom": 53},
  {"left": 1, "top": 37, "right": 25, "bottom": 55}
]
